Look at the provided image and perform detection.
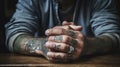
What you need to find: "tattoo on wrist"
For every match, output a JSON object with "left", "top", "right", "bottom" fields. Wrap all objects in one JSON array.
[
  {"left": 14, "top": 34, "right": 49, "bottom": 57},
  {"left": 25, "top": 38, "right": 49, "bottom": 57},
  {"left": 13, "top": 34, "right": 32, "bottom": 53}
]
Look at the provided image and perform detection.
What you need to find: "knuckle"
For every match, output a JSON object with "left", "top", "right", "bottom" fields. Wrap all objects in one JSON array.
[
  {"left": 78, "top": 33, "right": 84, "bottom": 39},
  {"left": 67, "top": 30, "right": 76, "bottom": 38},
  {"left": 55, "top": 28, "right": 63, "bottom": 34},
  {"left": 63, "top": 36, "right": 71, "bottom": 43},
  {"left": 60, "top": 28, "right": 65, "bottom": 34},
  {"left": 63, "top": 45, "right": 69, "bottom": 52},
  {"left": 51, "top": 53, "right": 56, "bottom": 58},
  {"left": 66, "top": 26, "right": 70, "bottom": 30},
  {"left": 54, "top": 36, "right": 63, "bottom": 42},
  {"left": 52, "top": 28, "right": 63, "bottom": 34},
  {"left": 48, "top": 36, "right": 54, "bottom": 41},
  {"left": 70, "top": 39, "right": 78, "bottom": 46}
]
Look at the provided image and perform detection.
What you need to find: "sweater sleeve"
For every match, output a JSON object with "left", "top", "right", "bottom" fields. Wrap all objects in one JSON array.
[
  {"left": 91, "top": 0, "right": 120, "bottom": 51},
  {"left": 5, "top": 0, "right": 40, "bottom": 52}
]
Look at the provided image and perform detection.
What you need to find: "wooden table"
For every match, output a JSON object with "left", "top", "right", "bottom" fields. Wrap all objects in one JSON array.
[{"left": 0, "top": 53, "right": 120, "bottom": 67}]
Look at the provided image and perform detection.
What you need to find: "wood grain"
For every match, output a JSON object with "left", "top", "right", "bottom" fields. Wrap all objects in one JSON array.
[{"left": 0, "top": 53, "right": 120, "bottom": 67}]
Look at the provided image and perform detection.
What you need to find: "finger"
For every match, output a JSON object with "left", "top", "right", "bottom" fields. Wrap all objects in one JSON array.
[
  {"left": 54, "top": 25, "right": 71, "bottom": 30},
  {"left": 54, "top": 25, "right": 82, "bottom": 31},
  {"left": 45, "top": 28, "right": 66, "bottom": 36},
  {"left": 62, "top": 21, "right": 82, "bottom": 31},
  {"left": 48, "top": 35, "right": 72, "bottom": 43},
  {"left": 47, "top": 48, "right": 83, "bottom": 62},
  {"left": 69, "top": 25, "right": 82, "bottom": 31},
  {"left": 45, "top": 28, "right": 77, "bottom": 39},
  {"left": 45, "top": 41, "right": 70, "bottom": 53},
  {"left": 48, "top": 35, "right": 78, "bottom": 47},
  {"left": 47, "top": 52, "right": 68, "bottom": 62},
  {"left": 35, "top": 50, "right": 43, "bottom": 55},
  {"left": 75, "top": 31, "right": 84, "bottom": 40},
  {"left": 62, "top": 21, "right": 74, "bottom": 25},
  {"left": 47, "top": 50, "right": 80, "bottom": 62},
  {"left": 69, "top": 48, "right": 82, "bottom": 60},
  {"left": 66, "top": 30, "right": 77, "bottom": 38}
]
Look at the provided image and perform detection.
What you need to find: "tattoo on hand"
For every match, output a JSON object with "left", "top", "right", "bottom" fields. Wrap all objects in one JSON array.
[
  {"left": 69, "top": 39, "right": 78, "bottom": 47},
  {"left": 67, "top": 30, "right": 76, "bottom": 38},
  {"left": 55, "top": 55, "right": 62, "bottom": 61},
  {"left": 53, "top": 44, "right": 61, "bottom": 50},
  {"left": 54, "top": 36, "right": 63, "bottom": 42}
]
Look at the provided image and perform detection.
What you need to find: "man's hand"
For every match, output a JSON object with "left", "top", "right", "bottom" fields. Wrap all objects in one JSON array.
[
  {"left": 45, "top": 21, "right": 85, "bottom": 62},
  {"left": 54, "top": 21, "right": 82, "bottom": 31}
]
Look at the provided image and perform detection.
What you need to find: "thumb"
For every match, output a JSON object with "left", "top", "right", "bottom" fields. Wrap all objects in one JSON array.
[
  {"left": 62, "top": 21, "right": 74, "bottom": 26},
  {"left": 69, "top": 25, "right": 82, "bottom": 31},
  {"left": 62, "top": 21, "right": 82, "bottom": 31}
]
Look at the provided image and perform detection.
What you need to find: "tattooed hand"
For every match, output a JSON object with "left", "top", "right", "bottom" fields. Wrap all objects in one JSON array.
[{"left": 45, "top": 21, "right": 86, "bottom": 62}]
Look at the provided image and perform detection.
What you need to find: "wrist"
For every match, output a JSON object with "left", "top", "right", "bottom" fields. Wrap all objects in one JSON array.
[
  {"left": 82, "top": 35, "right": 113, "bottom": 56},
  {"left": 13, "top": 34, "right": 49, "bottom": 57},
  {"left": 13, "top": 34, "right": 32, "bottom": 53},
  {"left": 25, "top": 38, "right": 48, "bottom": 56}
]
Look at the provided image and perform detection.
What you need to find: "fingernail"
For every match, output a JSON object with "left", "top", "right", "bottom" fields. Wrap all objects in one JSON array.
[
  {"left": 45, "top": 42, "right": 53, "bottom": 48},
  {"left": 45, "top": 42, "right": 51, "bottom": 47},
  {"left": 45, "top": 29, "right": 50, "bottom": 36},
  {"left": 47, "top": 52, "right": 52, "bottom": 57},
  {"left": 45, "top": 42, "right": 50, "bottom": 47}
]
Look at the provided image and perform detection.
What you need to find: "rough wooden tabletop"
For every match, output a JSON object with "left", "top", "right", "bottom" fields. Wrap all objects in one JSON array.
[{"left": 0, "top": 53, "right": 120, "bottom": 67}]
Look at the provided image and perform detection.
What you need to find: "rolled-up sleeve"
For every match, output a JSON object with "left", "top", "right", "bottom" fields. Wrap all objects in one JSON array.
[
  {"left": 5, "top": 0, "right": 40, "bottom": 52},
  {"left": 91, "top": 0, "right": 120, "bottom": 51}
]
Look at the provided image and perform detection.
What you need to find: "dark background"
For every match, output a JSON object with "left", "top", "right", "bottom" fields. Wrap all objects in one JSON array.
[{"left": 0, "top": 0, "right": 18, "bottom": 52}]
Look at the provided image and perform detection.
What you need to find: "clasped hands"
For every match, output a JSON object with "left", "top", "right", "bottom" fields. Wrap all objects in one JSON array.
[{"left": 45, "top": 21, "right": 86, "bottom": 62}]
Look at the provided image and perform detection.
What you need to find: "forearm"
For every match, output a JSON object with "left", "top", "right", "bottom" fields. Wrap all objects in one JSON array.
[
  {"left": 13, "top": 34, "right": 48, "bottom": 57},
  {"left": 83, "top": 34, "right": 118, "bottom": 55}
]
